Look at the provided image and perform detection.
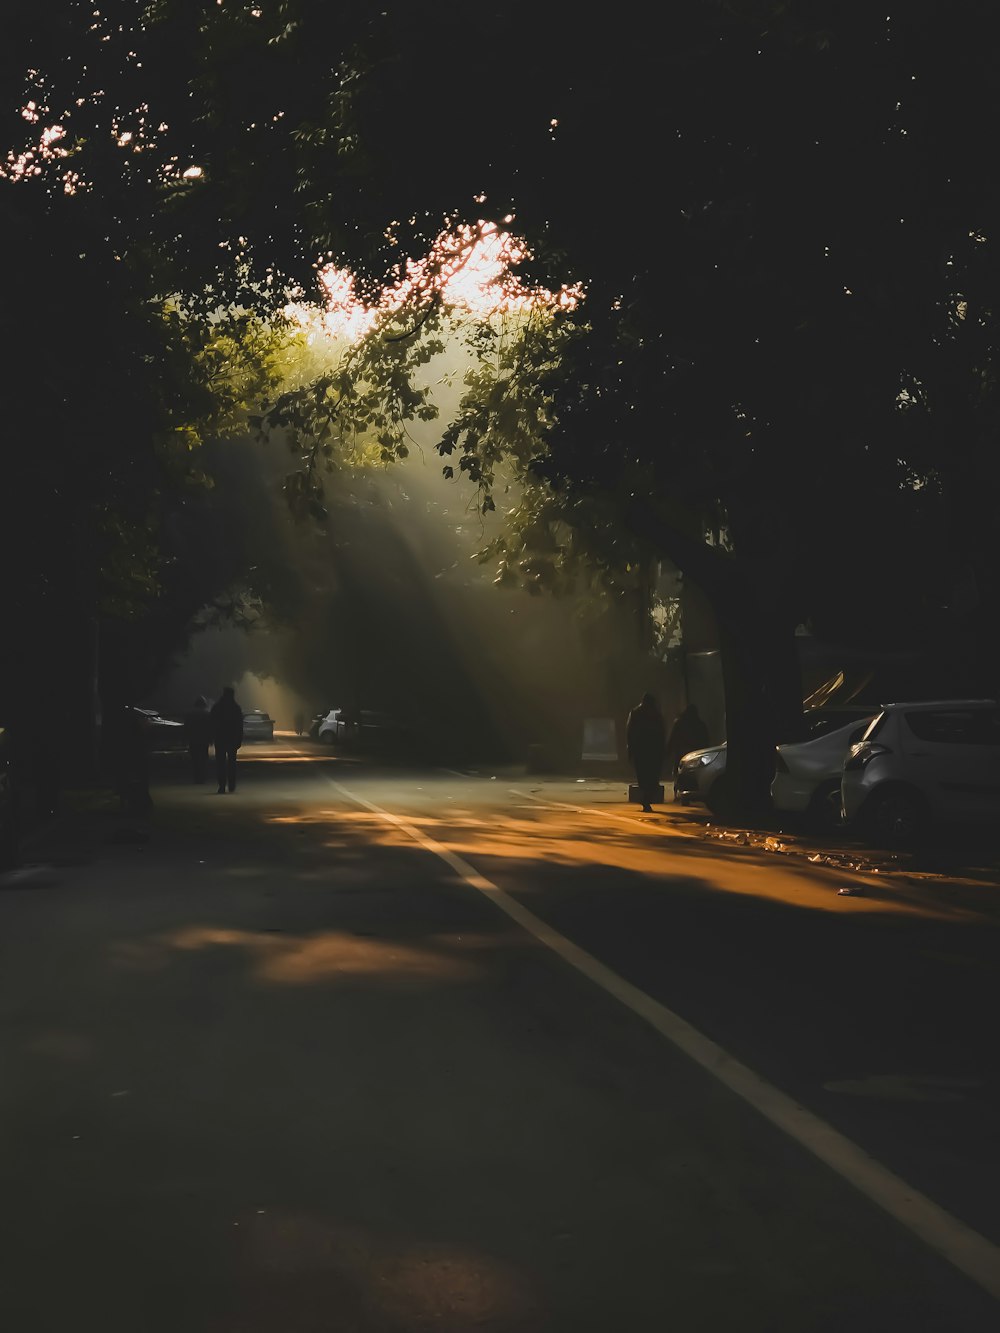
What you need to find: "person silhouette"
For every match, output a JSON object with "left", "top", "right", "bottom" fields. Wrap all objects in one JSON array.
[
  {"left": 626, "top": 692, "right": 666, "bottom": 812},
  {"left": 210, "top": 686, "right": 244, "bottom": 793}
]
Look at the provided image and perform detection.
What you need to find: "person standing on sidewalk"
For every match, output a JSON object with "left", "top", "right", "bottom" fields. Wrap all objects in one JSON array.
[
  {"left": 626, "top": 692, "right": 666, "bottom": 812},
  {"left": 210, "top": 687, "right": 244, "bottom": 794}
]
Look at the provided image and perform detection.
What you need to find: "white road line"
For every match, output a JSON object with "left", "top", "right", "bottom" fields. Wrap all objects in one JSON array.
[{"left": 324, "top": 777, "right": 1000, "bottom": 1303}]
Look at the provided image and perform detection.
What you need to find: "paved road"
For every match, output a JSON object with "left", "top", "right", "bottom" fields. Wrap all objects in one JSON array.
[{"left": 1, "top": 738, "right": 999, "bottom": 1331}]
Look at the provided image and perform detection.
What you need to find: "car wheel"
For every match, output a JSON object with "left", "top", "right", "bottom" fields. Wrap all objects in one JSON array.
[
  {"left": 862, "top": 785, "right": 927, "bottom": 847},
  {"left": 807, "top": 779, "right": 844, "bottom": 831}
]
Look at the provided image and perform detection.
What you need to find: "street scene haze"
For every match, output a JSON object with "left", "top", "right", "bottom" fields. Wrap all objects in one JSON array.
[{"left": 2, "top": 4, "right": 1000, "bottom": 1331}]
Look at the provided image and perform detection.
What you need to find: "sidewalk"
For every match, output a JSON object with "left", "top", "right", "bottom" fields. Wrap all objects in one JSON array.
[
  {"left": 499, "top": 766, "right": 1000, "bottom": 917},
  {"left": 9, "top": 780, "right": 153, "bottom": 878}
]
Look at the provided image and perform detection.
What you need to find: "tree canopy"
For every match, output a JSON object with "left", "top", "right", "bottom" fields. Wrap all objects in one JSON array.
[{"left": 4, "top": 1, "right": 999, "bottom": 806}]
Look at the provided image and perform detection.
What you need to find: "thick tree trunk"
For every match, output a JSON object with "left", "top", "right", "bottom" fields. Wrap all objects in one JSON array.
[
  {"left": 624, "top": 500, "right": 803, "bottom": 819},
  {"left": 718, "top": 613, "right": 802, "bottom": 817}
]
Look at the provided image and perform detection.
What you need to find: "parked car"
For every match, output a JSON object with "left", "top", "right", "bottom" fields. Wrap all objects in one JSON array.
[
  {"left": 130, "top": 706, "right": 186, "bottom": 748},
  {"left": 675, "top": 705, "right": 876, "bottom": 816},
  {"left": 674, "top": 741, "right": 729, "bottom": 811},
  {"left": 771, "top": 710, "right": 877, "bottom": 828},
  {"left": 841, "top": 699, "right": 1000, "bottom": 846},
  {"left": 316, "top": 708, "right": 344, "bottom": 744},
  {"left": 317, "top": 707, "right": 405, "bottom": 751},
  {"left": 241, "top": 710, "right": 275, "bottom": 742}
]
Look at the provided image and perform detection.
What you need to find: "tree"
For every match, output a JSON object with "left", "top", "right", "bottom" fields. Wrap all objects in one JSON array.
[
  {"left": 299, "top": 1, "right": 1000, "bottom": 811},
  {"left": 7, "top": 0, "right": 999, "bottom": 816},
  {"left": 0, "top": 0, "right": 358, "bottom": 765}
]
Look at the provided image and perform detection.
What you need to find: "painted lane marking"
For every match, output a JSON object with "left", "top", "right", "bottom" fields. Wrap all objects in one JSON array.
[{"left": 324, "top": 777, "right": 1000, "bottom": 1303}]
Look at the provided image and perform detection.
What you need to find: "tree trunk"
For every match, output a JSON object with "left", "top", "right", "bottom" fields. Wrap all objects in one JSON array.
[
  {"left": 718, "top": 612, "right": 802, "bottom": 818},
  {"left": 623, "top": 500, "right": 803, "bottom": 819}
]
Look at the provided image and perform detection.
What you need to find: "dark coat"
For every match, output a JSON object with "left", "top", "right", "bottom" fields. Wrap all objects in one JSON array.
[
  {"left": 626, "top": 699, "right": 666, "bottom": 769},
  {"left": 210, "top": 696, "right": 244, "bottom": 749}
]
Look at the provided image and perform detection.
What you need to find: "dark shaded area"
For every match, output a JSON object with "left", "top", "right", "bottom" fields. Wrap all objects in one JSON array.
[{"left": 3, "top": 751, "right": 1000, "bottom": 1328}]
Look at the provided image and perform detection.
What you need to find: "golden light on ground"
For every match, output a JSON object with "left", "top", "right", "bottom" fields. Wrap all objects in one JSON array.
[
  {"left": 115, "top": 925, "right": 482, "bottom": 986},
  {"left": 240, "top": 751, "right": 356, "bottom": 763},
  {"left": 259, "top": 802, "right": 979, "bottom": 923},
  {"left": 238, "top": 1213, "right": 534, "bottom": 1327}
]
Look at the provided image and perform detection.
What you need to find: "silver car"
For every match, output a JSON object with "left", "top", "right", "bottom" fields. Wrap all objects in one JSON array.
[
  {"left": 675, "top": 705, "right": 874, "bottom": 817},
  {"left": 241, "top": 710, "right": 275, "bottom": 742},
  {"left": 841, "top": 699, "right": 1000, "bottom": 845},
  {"left": 673, "top": 743, "right": 728, "bottom": 810},
  {"left": 318, "top": 707, "right": 406, "bottom": 752},
  {"left": 771, "top": 710, "right": 876, "bottom": 828}
]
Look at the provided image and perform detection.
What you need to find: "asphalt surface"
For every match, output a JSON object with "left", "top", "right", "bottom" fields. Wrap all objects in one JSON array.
[{"left": 1, "top": 737, "right": 999, "bottom": 1332}]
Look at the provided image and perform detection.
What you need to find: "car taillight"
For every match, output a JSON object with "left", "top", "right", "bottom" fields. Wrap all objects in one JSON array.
[
  {"left": 844, "top": 741, "right": 891, "bottom": 772},
  {"left": 773, "top": 751, "right": 789, "bottom": 773}
]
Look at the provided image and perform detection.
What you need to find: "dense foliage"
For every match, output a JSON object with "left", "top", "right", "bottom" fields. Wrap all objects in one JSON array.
[{"left": 4, "top": 1, "right": 999, "bottom": 811}]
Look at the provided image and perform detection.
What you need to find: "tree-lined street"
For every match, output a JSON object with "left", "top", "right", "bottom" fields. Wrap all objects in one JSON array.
[
  {"left": 3, "top": 9, "right": 1000, "bottom": 1325},
  {"left": 2, "top": 742, "right": 999, "bottom": 1330}
]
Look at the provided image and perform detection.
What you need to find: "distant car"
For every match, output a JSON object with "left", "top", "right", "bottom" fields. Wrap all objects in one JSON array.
[
  {"left": 841, "top": 699, "right": 1000, "bottom": 846},
  {"left": 242, "top": 710, "right": 275, "bottom": 742},
  {"left": 675, "top": 706, "right": 876, "bottom": 816},
  {"left": 316, "top": 708, "right": 344, "bottom": 744},
  {"left": 771, "top": 711, "right": 877, "bottom": 828},
  {"left": 317, "top": 707, "right": 405, "bottom": 751}
]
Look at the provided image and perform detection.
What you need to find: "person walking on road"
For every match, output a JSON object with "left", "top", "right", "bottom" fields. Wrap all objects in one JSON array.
[
  {"left": 211, "top": 686, "right": 244, "bottom": 794},
  {"left": 665, "top": 703, "right": 710, "bottom": 790},
  {"left": 626, "top": 692, "right": 666, "bottom": 812},
  {"left": 184, "top": 696, "right": 212, "bottom": 783}
]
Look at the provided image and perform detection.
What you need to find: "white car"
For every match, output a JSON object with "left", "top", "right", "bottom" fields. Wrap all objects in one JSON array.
[
  {"left": 841, "top": 699, "right": 1000, "bottom": 845},
  {"left": 318, "top": 707, "right": 406, "bottom": 751},
  {"left": 241, "top": 710, "right": 275, "bottom": 742},
  {"left": 675, "top": 706, "right": 874, "bottom": 816},
  {"left": 771, "top": 711, "right": 877, "bottom": 828},
  {"left": 316, "top": 708, "right": 348, "bottom": 744}
]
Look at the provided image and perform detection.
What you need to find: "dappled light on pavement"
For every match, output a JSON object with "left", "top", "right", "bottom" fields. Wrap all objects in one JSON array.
[
  {"left": 261, "top": 800, "right": 985, "bottom": 923},
  {"left": 113, "top": 924, "right": 484, "bottom": 986},
  {"left": 234, "top": 1212, "right": 535, "bottom": 1329},
  {"left": 239, "top": 750, "right": 358, "bottom": 763}
]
